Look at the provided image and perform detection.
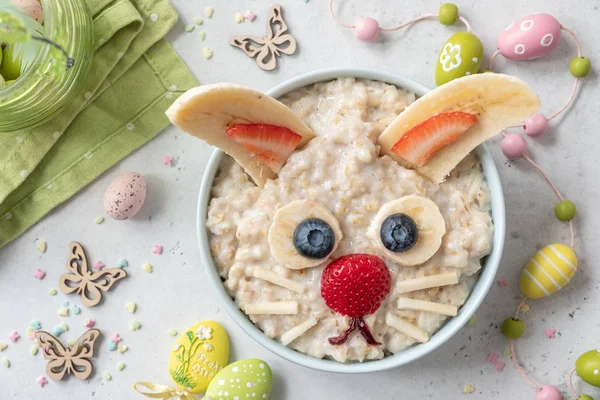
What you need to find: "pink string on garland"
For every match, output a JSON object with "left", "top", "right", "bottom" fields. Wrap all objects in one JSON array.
[{"left": 329, "top": 0, "right": 472, "bottom": 32}]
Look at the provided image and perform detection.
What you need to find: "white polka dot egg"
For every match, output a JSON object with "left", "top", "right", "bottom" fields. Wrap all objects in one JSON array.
[
  {"left": 204, "top": 358, "right": 272, "bottom": 400},
  {"left": 498, "top": 13, "right": 561, "bottom": 60}
]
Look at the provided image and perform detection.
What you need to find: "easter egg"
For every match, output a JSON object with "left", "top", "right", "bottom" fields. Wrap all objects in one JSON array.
[
  {"left": 205, "top": 359, "right": 272, "bottom": 400},
  {"left": 519, "top": 243, "right": 577, "bottom": 299},
  {"left": 10, "top": 0, "right": 44, "bottom": 24},
  {"left": 168, "top": 321, "right": 229, "bottom": 394},
  {"left": 103, "top": 172, "right": 147, "bottom": 220},
  {"left": 498, "top": 13, "right": 561, "bottom": 61},
  {"left": 435, "top": 32, "right": 483, "bottom": 86},
  {"left": 575, "top": 350, "right": 600, "bottom": 388}
]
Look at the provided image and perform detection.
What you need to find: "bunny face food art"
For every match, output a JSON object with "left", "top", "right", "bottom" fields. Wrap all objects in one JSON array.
[{"left": 167, "top": 74, "right": 540, "bottom": 362}]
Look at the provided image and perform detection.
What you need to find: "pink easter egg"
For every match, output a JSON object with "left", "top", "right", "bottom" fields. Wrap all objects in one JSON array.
[{"left": 498, "top": 13, "right": 561, "bottom": 60}]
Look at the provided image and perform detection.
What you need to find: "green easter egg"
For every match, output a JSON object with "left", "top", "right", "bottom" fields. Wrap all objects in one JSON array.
[
  {"left": 575, "top": 350, "right": 600, "bottom": 388},
  {"left": 168, "top": 321, "right": 229, "bottom": 394},
  {"left": 435, "top": 32, "right": 484, "bottom": 86},
  {"left": 206, "top": 358, "right": 272, "bottom": 400}
]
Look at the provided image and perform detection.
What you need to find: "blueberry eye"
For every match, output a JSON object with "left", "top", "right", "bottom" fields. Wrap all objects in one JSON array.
[
  {"left": 293, "top": 218, "right": 335, "bottom": 259},
  {"left": 380, "top": 213, "right": 418, "bottom": 252}
]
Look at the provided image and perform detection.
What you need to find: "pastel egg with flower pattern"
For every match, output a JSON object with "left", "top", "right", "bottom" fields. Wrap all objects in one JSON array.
[
  {"left": 519, "top": 243, "right": 577, "bottom": 299},
  {"left": 575, "top": 350, "right": 600, "bottom": 388},
  {"left": 435, "top": 32, "right": 484, "bottom": 86},
  {"left": 168, "top": 321, "right": 229, "bottom": 394},
  {"left": 203, "top": 358, "right": 272, "bottom": 400},
  {"left": 498, "top": 13, "right": 561, "bottom": 61}
]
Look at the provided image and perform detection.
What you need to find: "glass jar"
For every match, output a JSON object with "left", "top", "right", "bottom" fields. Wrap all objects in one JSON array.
[{"left": 0, "top": 0, "right": 93, "bottom": 132}]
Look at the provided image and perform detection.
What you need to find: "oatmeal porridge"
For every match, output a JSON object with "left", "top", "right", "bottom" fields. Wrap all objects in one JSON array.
[{"left": 206, "top": 78, "right": 494, "bottom": 362}]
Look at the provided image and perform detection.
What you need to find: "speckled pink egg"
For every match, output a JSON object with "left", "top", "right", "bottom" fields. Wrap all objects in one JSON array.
[
  {"left": 9, "top": 0, "right": 44, "bottom": 24},
  {"left": 103, "top": 172, "right": 147, "bottom": 220},
  {"left": 498, "top": 13, "right": 561, "bottom": 60}
]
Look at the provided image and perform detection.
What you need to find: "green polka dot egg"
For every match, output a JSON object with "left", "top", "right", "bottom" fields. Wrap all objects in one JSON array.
[
  {"left": 576, "top": 350, "right": 600, "bottom": 388},
  {"left": 203, "top": 359, "right": 272, "bottom": 400}
]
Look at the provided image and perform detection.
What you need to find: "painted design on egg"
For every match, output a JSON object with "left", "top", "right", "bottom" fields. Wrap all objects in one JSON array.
[
  {"left": 520, "top": 20, "right": 534, "bottom": 31},
  {"left": 440, "top": 43, "right": 462, "bottom": 72},
  {"left": 498, "top": 13, "right": 561, "bottom": 60},
  {"left": 519, "top": 243, "right": 577, "bottom": 299},
  {"left": 515, "top": 44, "right": 526, "bottom": 55},
  {"left": 541, "top": 34, "right": 554, "bottom": 47}
]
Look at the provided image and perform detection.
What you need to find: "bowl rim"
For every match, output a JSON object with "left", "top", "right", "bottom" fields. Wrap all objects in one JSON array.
[{"left": 196, "top": 68, "right": 506, "bottom": 373}]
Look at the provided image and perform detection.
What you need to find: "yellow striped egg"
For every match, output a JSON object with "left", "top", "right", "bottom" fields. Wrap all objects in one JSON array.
[{"left": 519, "top": 243, "right": 577, "bottom": 299}]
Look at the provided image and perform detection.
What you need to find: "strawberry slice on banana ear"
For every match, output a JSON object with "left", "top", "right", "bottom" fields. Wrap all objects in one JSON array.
[
  {"left": 166, "top": 84, "right": 315, "bottom": 186},
  {"left": 378, "top": 73, "right": 541, "bottom": 184}
]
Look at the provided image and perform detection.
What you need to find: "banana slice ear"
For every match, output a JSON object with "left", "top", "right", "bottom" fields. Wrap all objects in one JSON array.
[
  {"left": 378, "top": 74, "right": 541, "bottom": 184},
  {"left": 166, "top": 83, "right": 316, "bottom": 187}
]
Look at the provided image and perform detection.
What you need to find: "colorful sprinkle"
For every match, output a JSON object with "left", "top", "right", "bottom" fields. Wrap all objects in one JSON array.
[
  {"left": 94, "top": 216, "right": 104, "bottom": 224},
  {"left": 520, "top": 303, "right": 530, "bottom": 313},
  {"left": 57, "top": 307, "right": 69, "bottom": 317},
  {"left": 204, "top": 7, "right": 213, "bottom": 18},
  {"left": 129, "top": 320, "right": 141, "bottom": 331},
  {"left": 48, "top": 288, "right": 57, "bottom": 296},
  {"left": 107, "top": 341, "right": 117, "bottom": 351},
  {"left": 110, "top": 333, "right": 121, "bottom": 344},
  {"left": 487, "top": 353, "right": 499, "bottom": 363},
  {"left": 184, "top": 24, "right": 195, "bottom": 32},
  {"left": 52, "top": 326, "right": 64, "bottom": 337},
  {"left": 125, "top": 302, "right": 137, "bottom": 313},
  {"left": 198, "top": 31, "right": 206, "bottom": 41},
  {"left": 62, "top": 300, "right": 69, "bottom": 307},
  {"left": 463, "top": 384, "right": 475, "bottom": 394},
  {"left": 503, "top": 347, "right": 511, "bottom": 357},
  {"left": 36, "top": 241, "right": 47, "bottom": 253},
  {"left": 71, "top": 305, "right": 81, "bottom": 315},
  {"left": 66, "top": 339, "right": 76, "bottom": 347},
  {"left": 103, "top": 371, "right": 112, "bottom": 381},
  {"left": 116, "top": 362, "right": 126, "bottom": 371},
  {"left": 8, "top": 330, "right": 20, "bottom": 343},
  {"left": 203, "top": 48, "right": 213, "bottom": 59},
  {"left": 36, "top": 376, "right": 48, "bottom": 387},
  {"left": 2, "top": 358, "right": 10, "bottom": 368},
  {"left": 245, "top": 11, "right": 256, "bottom": 21},
  {"left": 59, "top": 323, "right": 68, "bottom": 332},
  {"left": 467, "top": 314, "right": 476, "bottom": 327},
  {"left": 116, "top": 258, "right": 128, "bottom": 268},
  {"left": 118, "top": 343, "right": 128, "bottom": 354},
  {"left": 193, "top": 17, "right": 203, "bottom": 25},
  {"left": 30, "top": 320, "right": 41, "bottom": 330},
  {"left": 33, "top": 269, "right": 46, "bottom": 280},
  {"left": 31, "top": 345, "right": 39, "bottom": 356},
  {"left": 0, "top": 343, "right": 7, "bottom": 351},
  {"left": 92, "top": 260, "right": 104, "bottom": 271},
  {"left": 152, "top": 245, "right": 163, "bottom": 255},
  {"left": 167, "top": 329, "right": 178, "bottom": 337},
  {"left": 545, "top": 328, "right": 556, "bottom": 339},
  {"left": 496, "top": 278, "right": 508, "bottom": 287},
  {"left": 142, "top": 263, "right": 153, "bottom": 273},
  {"left": 235, "top": 12, "right": 245, "bottom": 23},
  {"left": 26, "top": 328, "right": 35, "bottom": 339},
  {"left": 494, "top": 361, "right": 505, "bottom": 372},
  {"left": 84, "top": 318, "right": 95, "bottom": 328},
  {"left": 163, "top": 156, "right": 174, "bottom": 166}
]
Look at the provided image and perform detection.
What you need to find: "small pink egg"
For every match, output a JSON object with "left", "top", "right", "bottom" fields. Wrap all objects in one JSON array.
[
  {"left": 524, "top": 112, "right": 549, "bottom": 137},
  {"left": 535, "top": 385, "right": 563, "bottom": 400},
  {"left": 498, "top": 13, "right": 561, "bottom": 60},
  {"left": 501, "top": 134, "right": 527, "bottom": 159},
  {"left": 9, "top": 0, "right": 44, "bottom": 24},
  {"left": 354, "top": 17, "right": 379, "bottom": 42},
  {"left": 103, "top": 172, "right": 147, "bottom": 220}
]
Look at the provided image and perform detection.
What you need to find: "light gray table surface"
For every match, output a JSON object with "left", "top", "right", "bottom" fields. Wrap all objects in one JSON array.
[{"left": 1, "top": 0, "right": 599, "bottom": 398}]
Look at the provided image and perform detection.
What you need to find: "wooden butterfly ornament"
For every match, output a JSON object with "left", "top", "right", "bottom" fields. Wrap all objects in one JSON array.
[
  {"left": 59, "top": 242, "right": 127, "bottom": 307},
  {"left": 229, "top": 4, "right": 297, "bottom": 71},
  {"left": 35, "top": 329, "right": 101, "bottom": 381}
]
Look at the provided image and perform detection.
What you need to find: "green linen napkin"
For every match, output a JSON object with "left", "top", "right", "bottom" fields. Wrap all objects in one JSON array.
[{"left": 0, "top": 0, "right": 198, "bottom": 248}]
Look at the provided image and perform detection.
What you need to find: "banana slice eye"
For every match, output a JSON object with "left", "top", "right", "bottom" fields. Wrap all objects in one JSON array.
[
  {"left": 368, "top": 196, "right": 446, "bottom": 267},
  {"left": 269, "top": 200, "right": 343, "bottom": 270}
]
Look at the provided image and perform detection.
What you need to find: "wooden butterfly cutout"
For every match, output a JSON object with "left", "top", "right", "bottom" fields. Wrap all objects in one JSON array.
[
  {"left": 59, "top": 242, "right": 127, "bottom": 307},
  {"left": 35, "top": 329, "right": 100, "bottom": 381},
  {"left": 229, "top": 4, "right": 297, "bottom": 71}
]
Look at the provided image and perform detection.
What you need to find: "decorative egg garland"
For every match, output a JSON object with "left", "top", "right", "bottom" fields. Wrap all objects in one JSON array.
[{"left": 329, "top": 2, "right": 596, "bottom": 398}]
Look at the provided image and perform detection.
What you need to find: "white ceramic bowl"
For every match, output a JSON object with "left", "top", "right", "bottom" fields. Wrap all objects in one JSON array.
[{"left": 197, "top": 68, "right": 506, "bottom": 373}]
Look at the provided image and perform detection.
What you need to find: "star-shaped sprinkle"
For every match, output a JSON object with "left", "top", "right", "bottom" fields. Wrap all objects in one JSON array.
[
  {"left": 496, "top": 278, "right": 508, "bottom": 287},
  {"left": 117, "top": 362, "right": 126, "bottom": 371},
  {"left": 129, "top": 320, "right": 141, "bottom": 331},
  {"left": 57, "top": 307, "right": 69, "bottom": 317},
  {"left": 163, "top": 156, "right": 174, "bottom": 166},
  {"left": 92, "top": 260, "right": 104, "bottom": 271},
  {"left": 118, "top": 343, "right": 128, "bottom": 354},
  {"left": 71, "top": 305, "right": 81, "bottom": 315},
  {"left": 33, "top": 269, "right": 46, "bottom": 280},
  {"left": 107, "top": 341, "right": 117, "bottom": 351},
  {"left": 110, "top": 333, "right": 121, "bottom": 344},
  {"left": 245, "top": 11, "right": 256, "bottom": 21},
  {"left": 8, "top": 330, "right": 20, "bottom": 343},
  {"left": 36, "top": 376, "right": 48, "bottom": 387},
  {"left": 494, "top": 361, "right": 505, "bottom": 372},
  {"left": 487, "top": 353, "right": 499, "bottom": 363},
  {"left": 142, "top": 263, "right": 153, "bottom": 273},
  {"left": 84, "top": 318, "right": 95, "bottom": 328},
  {"left": 152, "top": 245, "right": 163, "bottom": 255},
  {"left": 48, "top": 288, "right": 57, "bottom": 296},
  {"left": 36, "top": 241, "right": 47, "bottom": 253},
  {"left": 30, "top": 320, "right": 42, "bottom": 330},
  {"left": 125, "top": 302, "right": 137, "bottom": 313},
  {"left": 116, "top": 258, "right": 128, "bottom": 268},
  {"left": 545, "top": 328, "right": 556, "bottom": 339}
]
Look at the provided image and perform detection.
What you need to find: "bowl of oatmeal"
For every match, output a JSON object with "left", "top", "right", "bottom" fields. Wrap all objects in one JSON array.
[{"left": 196, "top": 68, "right": 506, "bottom": 373}]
